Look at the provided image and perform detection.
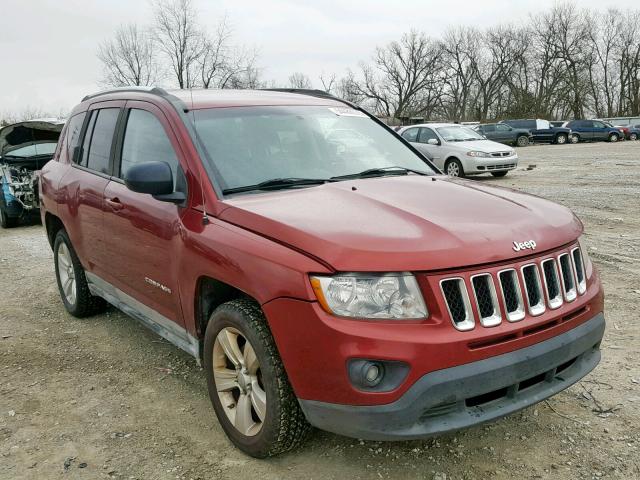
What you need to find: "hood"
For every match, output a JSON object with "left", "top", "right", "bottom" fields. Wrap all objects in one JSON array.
[
  {"left": 0, "top": 120, "right": 64, "bottom": 156},
  {"left": 219, "top": 176, "right": 582, "bottom": 272},
  {"left": 447, "top": 139, "right": 513, "bottom": 153}
]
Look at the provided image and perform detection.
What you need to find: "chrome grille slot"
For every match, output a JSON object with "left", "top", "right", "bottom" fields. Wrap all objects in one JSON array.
[
  {"left": 541, "top": 259, "right": 563, "bottom": 309},
  {"left": 571, "top": 247, "right": 586, "bottom": 294},
  {"left": 498, "top": 269, "right": 525, "bottom": 322},
  {"left": 440, "top": 278, "right": 474, "bottom": 331},
  {"left": 558, "top": 254, "right": 577, "bottom": 301},
  {"left": 521, "top": 264, "right": 546, "bottom": 316},
  {"left": 471, "top": 274, "right": 501, "bottom": 327}
]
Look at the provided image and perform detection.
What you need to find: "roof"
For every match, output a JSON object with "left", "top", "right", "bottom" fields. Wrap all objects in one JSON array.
[
  {"left": 80, "top": 87, "right": 346, "bottom": 110},
  {"left": 399, "top": 123, "right": 462, "bottom": 130}
]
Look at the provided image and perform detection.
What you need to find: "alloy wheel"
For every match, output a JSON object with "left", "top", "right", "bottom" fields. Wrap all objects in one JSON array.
[
  {"left": 446, "top": 162, "right": 460, "bottom": 177},
  {"left": 213, "top": 327, "right": 266, "bottom": 436},
  {"left": 631, "top": 133, "right": 637, "bottom": 141},
  {"left": 56, "top": 242, "right": 77, "bottom": 305},
  {"left": 557, "top": 134, "right": 567, "bottom": 144},
  {"left": 610, "top": 134, "right": 618, "bottom": 142}
]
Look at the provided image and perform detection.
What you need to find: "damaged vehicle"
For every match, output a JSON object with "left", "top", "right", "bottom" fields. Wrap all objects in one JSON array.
[{"left": 0, "top": 119, "right": 64, "bottom": 227}]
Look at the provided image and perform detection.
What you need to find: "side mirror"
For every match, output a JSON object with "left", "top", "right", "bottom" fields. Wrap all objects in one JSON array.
[
  {"left": 124, "top": 161, "right": 186, "bottom": 204},
  {"left": 427, "top": 138, "right": 439, "bottom": 145}
]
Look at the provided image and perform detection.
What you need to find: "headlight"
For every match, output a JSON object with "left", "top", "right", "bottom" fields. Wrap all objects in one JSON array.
[
  {"left": 578, "top": 235, "right": 592, "bottom": 272},
  {"left": 466, "top": 151, "right": 489, "bottom": 157},
  {"left": 310, "top": 273, "right": 428, "bottom": 319}
]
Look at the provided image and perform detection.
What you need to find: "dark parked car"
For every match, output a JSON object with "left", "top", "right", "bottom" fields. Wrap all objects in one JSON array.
[
  {"left": 474, "top": 123, "right": 533, "bottom": 147},
  {"left": 500, "top": 119, "right": 573, "bottom": 145},
  {"left": 613, "top": 125, "right": 639, "bottom": 141},
  {"left": 565, "top": 120, "right": 621, "bottom": 143},
  {"left": 0, "top": 119, "right": 64, "bottom": 227}
]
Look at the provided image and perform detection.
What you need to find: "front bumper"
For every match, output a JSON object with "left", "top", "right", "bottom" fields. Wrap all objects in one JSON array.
[
  {"left": 465, "top": 155, "right": 518, "bottom": 173},
  {"left": 299, "top": 312, "right": 604, "bottom": 441}
]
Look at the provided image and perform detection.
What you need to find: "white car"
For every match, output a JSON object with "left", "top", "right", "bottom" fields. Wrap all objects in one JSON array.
[{"left": 398, "top": 123, "right": 519, "bottom": 178}]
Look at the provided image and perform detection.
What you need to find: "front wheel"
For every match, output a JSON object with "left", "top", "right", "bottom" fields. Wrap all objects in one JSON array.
[
  {"left": 629, "top": 133, "right": 637, "bottom": 141},
  {"left": 570, "top": 134, "right": 579, "bottom": 144},
  {"left": 555, "top": 133, "right": 568, "bottom": 144},
  {"left": 203, "top": 298, "right": 310, "bottom": 458},
  {"left": 445, "top": 158, "right": 465, "bottom": 178},
  {"left": 0, "top": 205, "right": 19, "bottom": 228},
  {"left": 609, "top": 133, "right": 619, "bottom": 142},
  {"left": 516, "top": 135, "right": 529, "bottom": 147}
]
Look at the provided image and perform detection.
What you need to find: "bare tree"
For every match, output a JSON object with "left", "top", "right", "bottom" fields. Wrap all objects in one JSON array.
[
  {"left": 288, "top": 72, "right": 312, "bottom": 89},
  {"left": 97, "top": 24, "right": 158, "bottom": 87},
  {"left": 319, "top": 72, "right": 336, "bottom": 93},
  {"left": 351, "top": 31, "right": 442, "bottom": 119},
  {"left": 153, "top": 0, "right": 205, "bottom": 89}
]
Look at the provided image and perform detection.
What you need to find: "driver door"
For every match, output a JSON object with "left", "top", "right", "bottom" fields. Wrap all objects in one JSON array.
[
  {"left": 101, "top": 101, "right": 187, "bottom": 326},
  {"left": 417, "top": 127, "right": 443, "bottom": 168}
]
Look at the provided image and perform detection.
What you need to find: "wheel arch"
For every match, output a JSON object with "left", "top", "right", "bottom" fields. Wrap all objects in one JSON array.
[{"left": 44, "top": 212, "right": 65, "bottom": 249}]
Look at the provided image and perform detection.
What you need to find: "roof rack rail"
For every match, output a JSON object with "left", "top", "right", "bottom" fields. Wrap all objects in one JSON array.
[
  {"left": 260, "top": 88, "right": 338, "bottom": 99},
  {"left": 82, "top": 86, "right": 168, "bottom": 102}
]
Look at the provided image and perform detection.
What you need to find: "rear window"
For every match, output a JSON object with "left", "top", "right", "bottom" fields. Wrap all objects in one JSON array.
[{"left": 80, "top": 108, "right": 119, "bottom": 174}]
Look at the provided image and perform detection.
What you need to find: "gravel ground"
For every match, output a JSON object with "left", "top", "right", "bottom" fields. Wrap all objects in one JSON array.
[{"left": 1, "top": 141, "right": 639, "bottom": 480}]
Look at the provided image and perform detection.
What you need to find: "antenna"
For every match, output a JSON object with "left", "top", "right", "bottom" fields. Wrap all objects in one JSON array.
[{"left": 189, "top": 88, "right": 210, "bottom": 226}]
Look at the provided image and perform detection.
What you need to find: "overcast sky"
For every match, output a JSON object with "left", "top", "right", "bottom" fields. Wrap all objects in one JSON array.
[{"left": 0, "top": 0, "right": 624, "bottom": 116}]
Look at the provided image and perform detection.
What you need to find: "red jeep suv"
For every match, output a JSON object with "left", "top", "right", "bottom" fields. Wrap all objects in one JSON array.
[{"left": 40, "top": 87, "right": 605, "bottom": 458}]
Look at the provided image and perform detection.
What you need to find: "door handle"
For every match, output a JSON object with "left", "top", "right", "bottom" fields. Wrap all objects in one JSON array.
[{"left": 105, "top": 197, "right": 124, "bottom": 211}]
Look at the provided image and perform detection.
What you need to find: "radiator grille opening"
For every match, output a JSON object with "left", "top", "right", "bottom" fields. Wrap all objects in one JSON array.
[
  {"left": 465, "top": 387, "right": 509, "bottom": 407},
  {"left": 572, "top": 247, "right": 586, "bottom": 294},
  {"left": 518, "top": 372, "right": 548, "bottom": 391},
  {"left": 441, "top": 278, "right": 474, "bottom": 331},
  {"left": 498, "top": 269, "right": 525, "bottom": 322},
  {"left": 559, "top": 254, "right": 577, "bottom": 301},
  {"left": 471, "top": 274, "right": 501, "bottom": 327},
  {"left": 541, "top": 259, "right": 563, "bottom": 309},
  {"left": 522, "top": 264, "right": 545, "bottom": 315}
]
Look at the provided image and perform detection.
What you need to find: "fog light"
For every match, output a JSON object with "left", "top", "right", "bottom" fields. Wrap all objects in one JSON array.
[{"left": 362, "top": 362, "right": 384, "bottom": 387}]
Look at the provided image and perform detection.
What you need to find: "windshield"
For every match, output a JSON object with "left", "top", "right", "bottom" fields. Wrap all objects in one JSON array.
[
  {"left": 3, "top": 142, "right": 57, "bottom": 158},
  {"left": 192, "top": 106, "right": 435, "bottom": 192},
  {"left": 435, "top": 126, "right": 485, "bottom": 142}
]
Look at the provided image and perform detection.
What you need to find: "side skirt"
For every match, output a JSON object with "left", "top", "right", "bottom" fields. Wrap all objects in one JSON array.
[{"left": 85, "top": 272, "right": 201, "bottom": 362}]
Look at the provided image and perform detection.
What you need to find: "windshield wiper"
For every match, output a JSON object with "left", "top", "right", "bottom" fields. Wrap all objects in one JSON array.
[
  {"left": 222, "top": 177, "right": 333, "bottom": 195},
  {"left": 330, "top": 166, "right": 430, "bottom": 180}
]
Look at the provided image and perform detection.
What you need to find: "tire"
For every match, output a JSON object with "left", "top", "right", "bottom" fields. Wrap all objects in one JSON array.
[
  {"left": 516, "top": 135, "right": 529, "bottom": 147},
  {"left": 0, "top": 205, "right": 19, "bottom": 228},
  {"left": 203, "top": 298, "right": 310, "bottom": 458},
  {"left": 609, "top": 133, "right": 619, "bottom": 142},
  {"left": 630, "top": 133, "right": 638, "bottom": 141},
  {"left": 491, "top": 171, "right": 508, "bottom": 178},
  {"left": 555, "top": 133, "right": 567, "bottom": 145},
  {"left": 570, "top": 134, "right": 579, "bottom": 144},
  {"left": 445, "top": 158, "right": 465, "bottom": 178},
  {"left": 53, "top": 229, "right": 107, "bottom": 317}
]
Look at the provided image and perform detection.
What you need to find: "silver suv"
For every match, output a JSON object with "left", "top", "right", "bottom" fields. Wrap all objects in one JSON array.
[{"left": 399, "top": 123, "right": 518, "bottom": 178}]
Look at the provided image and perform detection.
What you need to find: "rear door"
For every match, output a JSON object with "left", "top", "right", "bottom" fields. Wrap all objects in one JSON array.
[
  {"left": 60, "top": 102, "right": 122, "bottom": 274},
  {"left": 101, "top": 101, "right": 187, "bottom": 326},
  {"left": 592, "top": 121, "right": 607, "bottom": 141}
]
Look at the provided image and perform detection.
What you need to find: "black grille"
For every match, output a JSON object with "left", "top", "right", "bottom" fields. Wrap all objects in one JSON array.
[
  {"left": 442, "top": 279, "right": 467, "bottom": 325},
  {"left": 522, "top": 265, "right": 541, "bottom": 306},
  {"left": 499, "top": 270, "right": 519, "bottom": 313},
  {"left": 572, "top": 249, "right": 584, "bottom": 284},
  {"left": 542, "top": 261, "right": 560, "bottom": 300},
  {"left": 472, "top": 276, "right": 495, "bottom": 318},
  {"left": 559, "top": 255, "right": 575, "bottom": 291}
]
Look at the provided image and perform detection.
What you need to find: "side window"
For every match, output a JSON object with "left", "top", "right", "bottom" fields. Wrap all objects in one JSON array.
[
  {"left": 496, "top": 124, "right": 509, "bottom": 132},
  {"left": 401, "top": 128, "right": 419, "bottom": 142},
  {"left": 65, "top": 112, "right": 86, "bottom": 162},
  {"left": 87, "top": 109, "right": 120, "bottom": 174},
  {"left": 418, "top": 127, "right": 438, "bottom": 143},
  {"left": 120, "top": 109, "right": 179, "bottom": 185},
  {"left": 79, "top": 111, "right": 97, "bottom": 167},
  {"left": 484, "top": 125, "right": 497, "bottom": 132},
  {"left": 593, "top": 121, "right": 604, "bottom": 129}
]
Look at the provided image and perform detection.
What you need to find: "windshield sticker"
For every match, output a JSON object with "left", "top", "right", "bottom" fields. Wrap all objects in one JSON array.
[{"left": 328, "top": 107, "right": 368, "bottom": 118}]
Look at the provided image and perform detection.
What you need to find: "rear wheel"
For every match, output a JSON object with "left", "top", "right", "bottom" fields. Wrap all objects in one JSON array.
[
  {"left": 609, "top": 133, "right": 619, "bottom": 142},
  {"left": 0, "top": 206, "right": 19, "bottom": 228},
  {"left": 445, "top": 158, "right": 465, "bottom": 178},
  {"left": 629, "top": 133, "right": 637, "bottom": 141},
  {"left": 203, "top": 298, "right": 310, "bottom": 458},
  {"left": 516, "top": 135, "right": 529, "bottom": 147},
  {"left": 53, "top": 230, "right": 106, "bottom": 317},
  {"left": 491, "top": 171, "right": 508, "bottom": 178},
  {"left": 555, "top": 133, "right": 568, "bottom": 144}
]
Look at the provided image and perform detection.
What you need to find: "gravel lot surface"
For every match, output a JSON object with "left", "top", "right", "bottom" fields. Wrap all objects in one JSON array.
[{"left": 1, "top": 141, "right": 639, "bottom": 479}]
